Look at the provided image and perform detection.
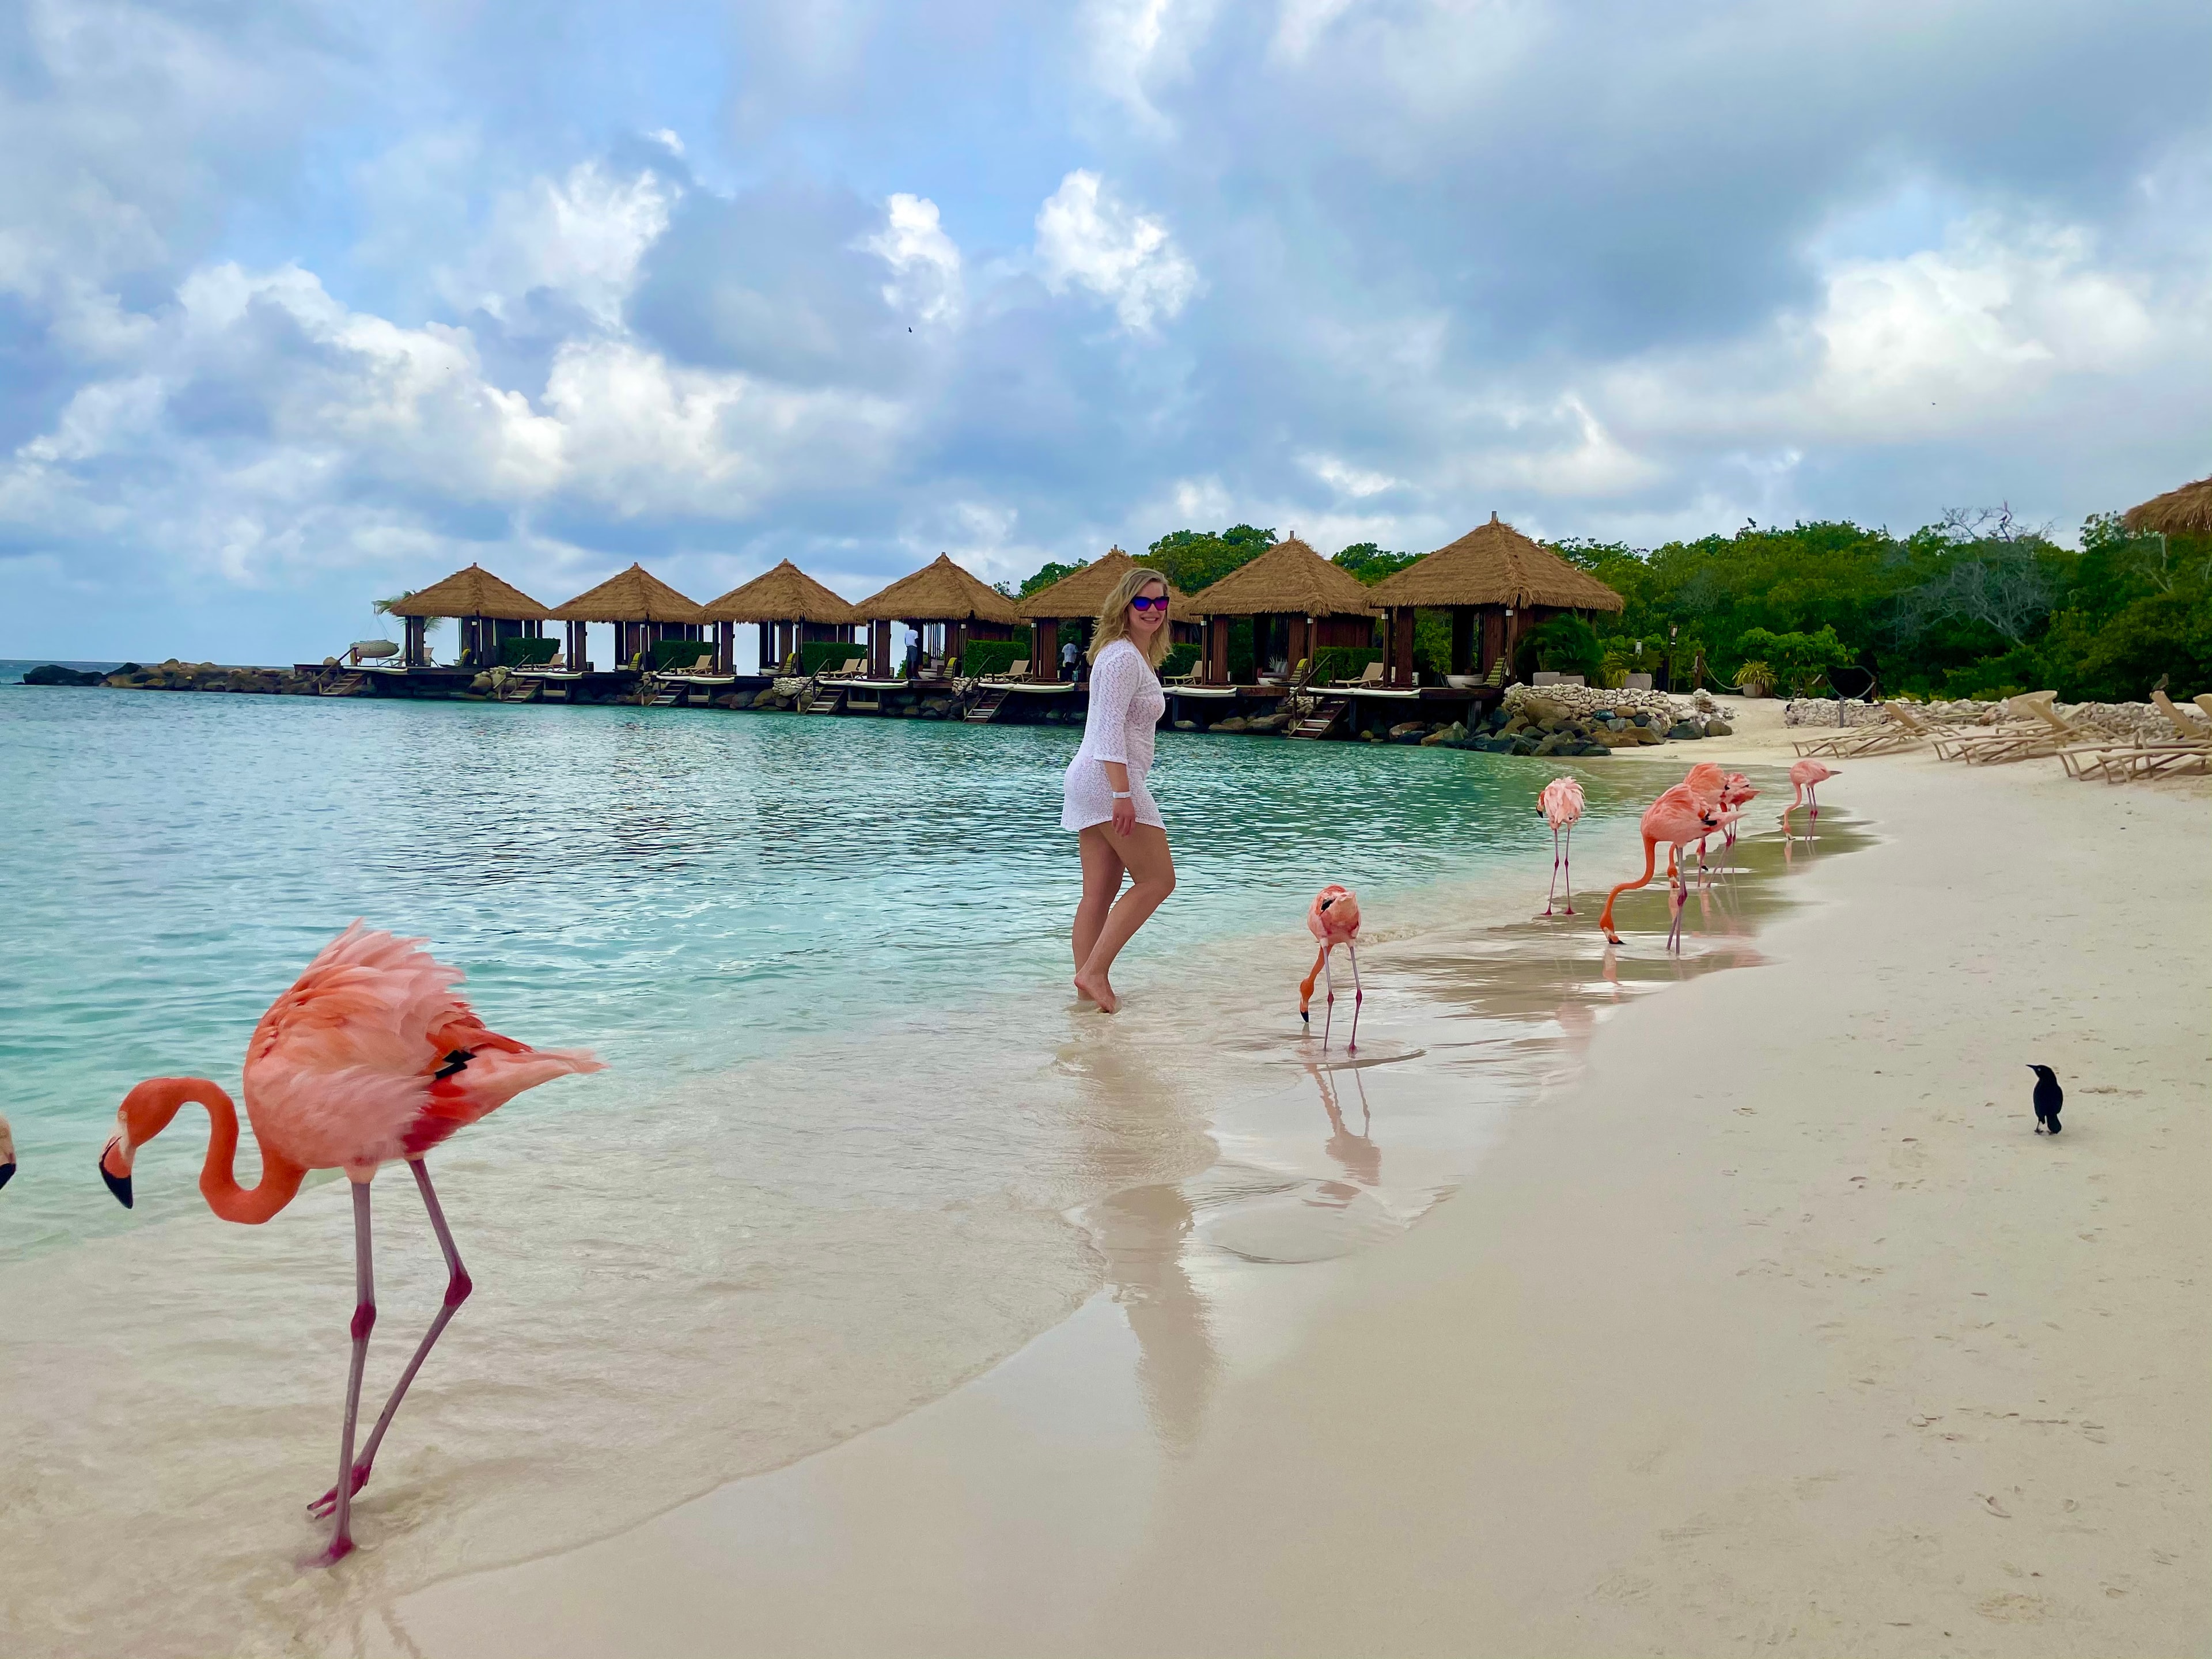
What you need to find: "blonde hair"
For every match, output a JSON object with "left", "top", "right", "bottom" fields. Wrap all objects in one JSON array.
[{"left": 1090, "top": 566, "right": 1173, "bottom": 668}]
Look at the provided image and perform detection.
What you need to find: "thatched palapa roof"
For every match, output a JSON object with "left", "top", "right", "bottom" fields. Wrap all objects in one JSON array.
[
  {"left": 1185, "top": 536, "right": 1376, "bottom": 619},
  {"left": 702, "top": 560, "right": 859, "bottom": 625},
  {"left": 549, "top": 563, "right": 707, "bottom": 623},
  {"left": 2123, "top": 474, "right": 2212, "bottom": 536},
  {"left": 384, "top": 565, "right": 550, "bottom": 620},
  {"left": 854, "top": 554, "right": 1022, "bottom": 625},
  {"left": 1014, "top": 547, "right": 1194, "bottom": 620},
  {"left": 1368, "top": 514, "right": 1625, "bottom": 612}
]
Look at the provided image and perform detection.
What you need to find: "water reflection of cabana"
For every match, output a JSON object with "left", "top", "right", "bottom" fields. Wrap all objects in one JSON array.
[
  {"left": 1014, "top": 547, "right": 1199, "bottom": 681},
  {"left": 384, "top": 565, "right": 550, "bottom": 669},
  {"left": 854, "top": 554, "right": 1021, "bottom": 680},
  {"left": 1367, "top": 514, "right": 1625, "bottom": 688},
  {"left": 548, "top": 564, "right": 709, "bottom": 672},
  {"left": 1187, "top": 536, "right": 1376, "bottom": 685},
  {"left": 701, "top": 560, "right": 863, "bottom": 675}
]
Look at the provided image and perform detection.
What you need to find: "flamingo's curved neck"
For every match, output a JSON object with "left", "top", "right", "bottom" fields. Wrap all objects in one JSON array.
[{"left": 120, "top": 1077, "right": 306, "bottom": 1225}]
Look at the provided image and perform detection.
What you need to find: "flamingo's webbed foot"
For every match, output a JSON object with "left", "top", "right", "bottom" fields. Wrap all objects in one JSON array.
[{"left": 308, "top": 1464, "right": 372, "bottom": 1521}]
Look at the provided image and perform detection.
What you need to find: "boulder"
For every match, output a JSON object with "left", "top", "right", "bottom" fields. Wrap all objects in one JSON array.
[
  {"left": 1575, "top": 742, "right": 1610, "bottom": 756},
  {"left": 1388, "top": 720, "right": 1426, "bottom": 738},
  {"left": 1213, "top": 716, "right": 1251, "bottom": 733},
  {"left": 21, "top": 664, "right": 105, "bottom": 686},
  {"left": 1666, "top": 721, "right": 1702, "bottom": 740},
  {"left": 1175, "top": 719, "right": 1200, "bottom": 731},
  {"left": 1419, "top": 730, "right": 1450, "bottom": 745},
  {"left": 1705, "top": 718, "right": 1733, "bottom": 737}
]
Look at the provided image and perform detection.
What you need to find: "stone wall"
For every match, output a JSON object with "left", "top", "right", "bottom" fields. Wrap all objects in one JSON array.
[{"left": 1783, "top": 696, "right": 2172, "bottom": 740}]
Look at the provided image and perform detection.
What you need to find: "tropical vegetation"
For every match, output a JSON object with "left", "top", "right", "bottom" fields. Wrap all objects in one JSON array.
[{"left": 1007, "top": 503, "right": 2209, "bottom": 699}]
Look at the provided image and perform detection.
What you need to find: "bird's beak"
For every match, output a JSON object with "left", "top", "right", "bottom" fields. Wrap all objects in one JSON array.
[
  {"left": 99, "top": 1135, "right": 133, "bottom": 1209},
  {"left": 0, "top": 1161, "right": 14, "bottom": 1192}
]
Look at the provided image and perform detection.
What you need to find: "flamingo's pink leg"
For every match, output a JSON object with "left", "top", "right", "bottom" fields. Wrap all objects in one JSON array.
[
  {"left": 1543, "top": 828, "right": 1560, "bottom": 916},
  {"left": 1320, "top": 946, "right": 1337, "bottom": 1051},
  {"left": 1346, "top": 942, "right": 1363, "bottom": 1055},
  {"left": 313, "top": 1180, "right": 376, "bottom": 1567},
  {"left": 310, "top": 1158, "right": 472, "bottom": 1523},
  {"left": 1665, "top": 858, "right": 1688, "bottom": 952},
  {"left": 1561, "top": 825, "right": 1575, "bottom": 915}
]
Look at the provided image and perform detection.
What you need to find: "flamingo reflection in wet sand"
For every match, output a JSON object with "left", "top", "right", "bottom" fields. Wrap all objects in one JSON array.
[
  {"left": 96, "top": 922, "right": 603, "bottom": 1566},
  {"left": 1537, "top": 776, "right": 1585, "bottom": 916},
  {"left": 1781, "top": 759, "right": 1838, "bottom": 838},
  {"left": 1298, "top": 885, "right": 1364, "bottom": 1054},
  {"left": 1600, "top": 771, "right": 1740, "bottom": 951}
]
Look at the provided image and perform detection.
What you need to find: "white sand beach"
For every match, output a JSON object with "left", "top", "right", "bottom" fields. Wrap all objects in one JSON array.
[{"left": 368, "top": 720, "right": 2211, "bottom": 1658}]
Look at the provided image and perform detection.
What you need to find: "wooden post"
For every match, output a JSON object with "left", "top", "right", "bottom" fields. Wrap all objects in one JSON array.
[
  {"left": 953, "top": 619, "right": 969, "bottom": 675},
  {"left": 1205, "top": 618, "right": 1229, "bottom": 684},
  {"left": 1037, "top": 619, "right": 1060, "bottom": 681}
]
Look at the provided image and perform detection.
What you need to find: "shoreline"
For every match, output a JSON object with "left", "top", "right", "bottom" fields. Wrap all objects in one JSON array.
[{"left": 375, "top": 738, "right": 2209, "bottom": 1657}]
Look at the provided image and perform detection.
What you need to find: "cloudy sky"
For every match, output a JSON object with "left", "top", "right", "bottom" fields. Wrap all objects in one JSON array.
[{"left": 4, "top": 0, "right": 2208, "bottom": 660}]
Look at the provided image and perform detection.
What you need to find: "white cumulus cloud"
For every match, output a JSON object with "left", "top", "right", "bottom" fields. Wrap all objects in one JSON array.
[
  {"left": 1035, "top": 170, "right": 1200, "bottom": 332},
  {"left": 442, "top": 161, "right": 677, "bottom": 329},
  {"left": 864, "top": 193, "right": 963, "bottom": 325}
]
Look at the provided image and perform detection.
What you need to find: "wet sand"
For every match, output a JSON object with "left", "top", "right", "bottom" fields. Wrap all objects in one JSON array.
[{"left": 368, "top": 723, "right": 2209, "bottom": 1656}]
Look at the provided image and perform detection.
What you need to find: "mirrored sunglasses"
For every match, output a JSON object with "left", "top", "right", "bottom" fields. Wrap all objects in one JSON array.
[{"left": 1130, "top": 594, "right": 1170, "bottom": 611}]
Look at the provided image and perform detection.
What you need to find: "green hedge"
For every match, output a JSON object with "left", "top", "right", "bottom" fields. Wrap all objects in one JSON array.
[
  {"left": 1160, "top": 643, "right": 1200, "bottom": 679},
  {"left": 499, "top": 636, "right": 559, "bottom": 666},
  {"left": 650, "top": 637, "right": 717, "bottom": 671},
  {"left": 800, "top": 640, "right": 868, "bottom": 676},
  {"left": 959, "top": 639, "right": 1028, "bottom": 677},
  {"left": 1310, "top": 646, "right": 1381, "bottom": 685}
]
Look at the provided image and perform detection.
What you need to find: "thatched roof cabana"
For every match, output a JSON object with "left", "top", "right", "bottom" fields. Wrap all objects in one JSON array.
[
  {"left": 1184, "top": 536, "right": 1376, "bottom": 619},
  {"left": 703, "top": 560, "right": 859, "bottom": 625},
  {"left": 702, "top": 560, "right": 861, "bottom": 676},
  {"left": 1014, "top": 548, "right": 1193, "bottom": 620},
  {"left": 548, "top": 564, "right": 708, "bottom": 674},
  {"left": 855, "top": 554, "right": 1022, "bottom": 625},
  {"left": 385, "top": 565, "right": 550, "bottom": 620},
  {"left": 2123, "top": 475, "right": 2212, "bottom": 536},
  {"left": 1367, "top": 514, "right": 1624, "bottom": 689},
  {"left": 1179, "top": 537, "right": 1374, "bottom": 685},
  {"left": 550, "top": 563, "right": 708, "bottom": 623},
  {"left": 1016, "top": 548, "right": 1198, "bottom": 680},
  {"left": 1368, "top": 514, "right": 1626, "bottom": 614},
  {"left": 854, "top": 554, "right": 1022, "bottom": 679},
  {"left": 381, "top": 565, "right": 550, "bottom": 668}
]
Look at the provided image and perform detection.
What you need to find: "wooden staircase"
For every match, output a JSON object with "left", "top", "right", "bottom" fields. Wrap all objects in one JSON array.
[
  {"left": 318, "top": 672, "right": 367, "bottom": 697},
  {"left": 802, "top": 684, "right": 844, "bottom": 714},
  {"left": 1287, "top": 697, "right": 1349, "bottom": 740},
  {"left": 965, "top": 686, "right": 1012, "bottom": 724}
]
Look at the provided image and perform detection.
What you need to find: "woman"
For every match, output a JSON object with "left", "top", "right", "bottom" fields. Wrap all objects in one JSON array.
[{"left": 1063, "top": 567, "right": 1177, "bottom": 1012}]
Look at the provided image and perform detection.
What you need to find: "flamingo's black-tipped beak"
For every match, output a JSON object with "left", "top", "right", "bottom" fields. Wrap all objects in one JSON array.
[
  {"left": 0, "top": 1161, "right": 14, "bottom": 1192},
  {"left": 1300, "top": 1009, "right": 1309, "bottom": 1024},
  {"left": 100, "top": 1139, "right": 132, "bottom": 1208}
]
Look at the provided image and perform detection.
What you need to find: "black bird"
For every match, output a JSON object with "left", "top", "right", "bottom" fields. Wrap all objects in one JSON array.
[{"left": 2029, "top": 1064, "right": 2063, "bottom": 1134}]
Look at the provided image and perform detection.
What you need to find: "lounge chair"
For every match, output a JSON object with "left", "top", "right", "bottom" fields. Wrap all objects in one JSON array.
[
  {"left": 1958, "top": 692, "right": 2093, "bottom": 764},
  {"left": 1793, "top": 701, "right": 1926, "bottom": 757},
  {"left": 817, "top": 656, "right": 867, "bottom": 680},
  {"left": 2062, "top": 690, "right": 2212, "bottom": 782},
  {"left": 978, "top": 658, "right": 1030, "bottom": 684},
  {"left": 1333, "top": 661, "right": 1384, "bottom": 689}
]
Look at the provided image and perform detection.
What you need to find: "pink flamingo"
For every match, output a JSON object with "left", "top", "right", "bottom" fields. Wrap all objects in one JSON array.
[
  {"left": 1537, "top": 777, "right": 1585, "bottom": 916},
  {"left": 1297, "top": 885, "right": 1364, "bottom": 1053},
  {"left": 1781, "top": 759, "right": 1838, "bottom": 836},
  {"left": 1718, "top": 771, "right": 1758, "bottom": 848},
  {"left": 1665, "top": 763, "right": 1728, "bottom": 879},
  {"left": 1600, "top": 779, "right": 1740, "bottom": 950},
  {"left": 96, "top": 923, "right": 603, "bottom": 1566}
]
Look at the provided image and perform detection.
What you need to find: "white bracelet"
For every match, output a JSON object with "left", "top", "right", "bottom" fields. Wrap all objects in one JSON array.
[{"left": 1111, "top": 790, "right": 1133, "bottom": 800}]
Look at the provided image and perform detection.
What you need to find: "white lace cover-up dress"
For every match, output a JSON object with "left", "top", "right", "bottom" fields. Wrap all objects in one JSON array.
[{"left": 1061, "top": 638, "right": 1169, "bottom": 832}]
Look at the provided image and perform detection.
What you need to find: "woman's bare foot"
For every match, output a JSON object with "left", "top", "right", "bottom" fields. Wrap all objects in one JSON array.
[{"left": 1072, "top": 968, "right": 1118, "bottom": 1012}]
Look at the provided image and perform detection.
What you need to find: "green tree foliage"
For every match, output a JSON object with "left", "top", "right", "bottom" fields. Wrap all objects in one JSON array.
[
  {"left": 1520, "top": 615, "right": 1605, "bottom": 680},
  {"left": 1541, "top": 510, "right": 2209, "bottom": 701},
  {"left": 1331, "top": 543, "right": 1421, "bottom": 584},
  {"left": 1017, "top": 558, "right": 1088, "bottom": 597},
  {"left": 1734, "top": 626, "right": 1853, "bottom": 696},
  {"left": 1146, "top": 524, "right": 1275, "bottom": 592}
]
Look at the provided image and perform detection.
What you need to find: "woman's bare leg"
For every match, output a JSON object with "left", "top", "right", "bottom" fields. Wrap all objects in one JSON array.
[
  {"left": 1074, "top": 829, "right": 1127, "bottom": 997},
  {"left": 1075, "top": 824, "right": 1176, "bottom": 1013}
]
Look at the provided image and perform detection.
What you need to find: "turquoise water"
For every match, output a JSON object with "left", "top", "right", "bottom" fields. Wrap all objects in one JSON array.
[{"left": 0, "top": 683, "right": 1643, "bottom": 1258}]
